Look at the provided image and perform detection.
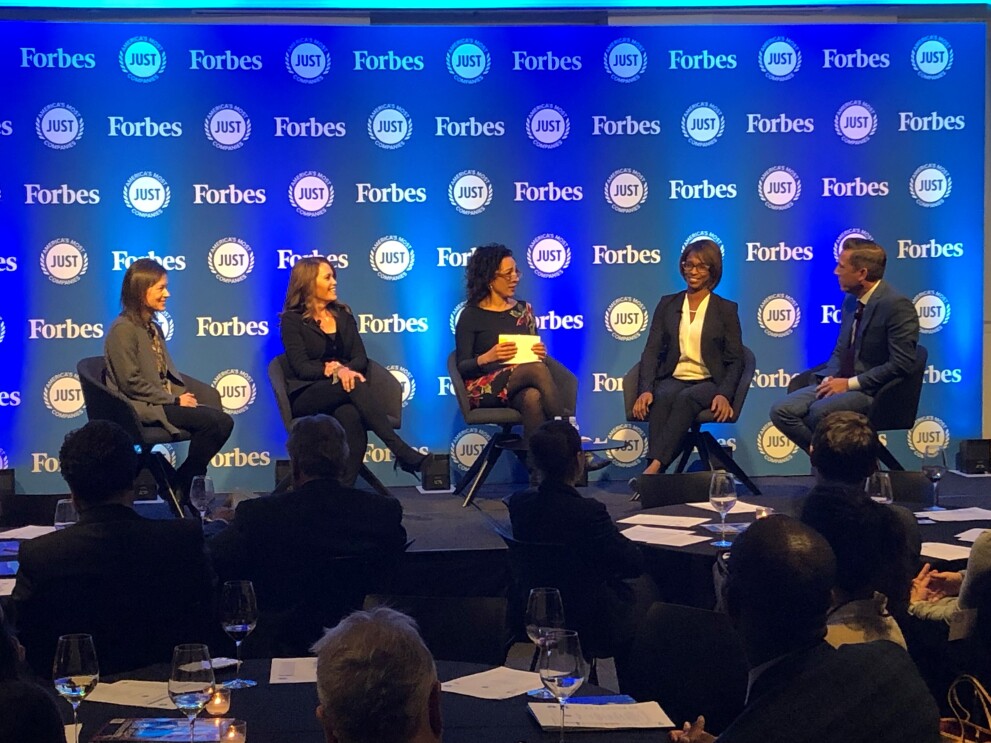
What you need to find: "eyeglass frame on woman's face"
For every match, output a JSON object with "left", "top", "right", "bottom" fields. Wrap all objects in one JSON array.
[
  {"left": 681, "top": 260, "right": 710, "bottom": 274},
  {"left": 494, "top": 268, "right": 523, "bottom": 280}
]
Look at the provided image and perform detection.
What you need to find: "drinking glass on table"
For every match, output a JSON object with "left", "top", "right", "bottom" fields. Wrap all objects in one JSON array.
[
  {"left": 921, "top": 445, "right": 947, "bottom": 512},
  {"left": 220, "top": 580, "right": 258, "bottom": 689},
  {"left": 53, "top": 633, "right": 99, "bottom": 743},
  {"left": 53, "top": 499, "right": 78, "bottom": 530},
  {"left": 709, "top": 470, "right": 738, "bottom": 548},
  {"left": 524, "top": 587, "right": 565, "bottom": 700},
  {"left": 539, "top": 629, "right": 588, "bottom": 743},
  {"left": 188, "top": 476, "right": 214, "bottom": 525},
  {"left": 865, "top": 471, "right": 893, "bottom": 505},
  {"left": 169, "top": 643, "right": 215, "bottom": 743}
]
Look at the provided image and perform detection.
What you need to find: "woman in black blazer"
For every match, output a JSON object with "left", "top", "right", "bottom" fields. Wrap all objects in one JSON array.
[
  {"left": 631, "top": 239, "right": 743, "bottom": 479},
  {"left": 280, "top": 257, "right": 427, "bottom": 476}
]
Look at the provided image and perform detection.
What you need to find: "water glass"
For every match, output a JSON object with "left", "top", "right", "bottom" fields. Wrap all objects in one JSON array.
[
  {"left": 53, "top": 499, "right": 78, "bottom": 530},
  {"left": 169, "top": 643, "right": 215, "bottom": 743},
  {"left": 865, "top": 471, "right": 893, "bottom": 505},
  {"left": 921, "top": 445, "right": 947, "bottom": 511},
  {"left": 539, "top": 629, "right": 588, "bottom": 743},
  {"left": 709, "top": 470, "right": 738, "bottom": 548},
  {"left": 188, "top": 475, "right": 214, "bottom": 524},
  {"left": 53, "top": 633, "right": 99, "bottom": 743},
  {"left": 524, "top": 587, "right": 565, "bottom": 699},
  {"left": 220, "top": 580, "right": 258, "bottom": 689}
]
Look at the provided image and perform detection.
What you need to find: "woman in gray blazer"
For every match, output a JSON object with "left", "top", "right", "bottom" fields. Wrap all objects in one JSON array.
[{"left": 104, "top": 259, "right": 233, "bottom": 501}]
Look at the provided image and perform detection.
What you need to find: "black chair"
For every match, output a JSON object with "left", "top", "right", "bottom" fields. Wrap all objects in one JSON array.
[
  {"left": 633, "top": 472, "right": 714, "bottom": 509},
  {"left": 447, "top": 352, "right": 578, "bottom": 507},
  {"left": 623, "top": 602, "right": 748, "bottom": 735},
  {"left": 786, "top": 344, "right": 928, "bottom": 471},
  {"left": 363, "top": 594, "right": 509, "bottom": 665},
  {"left": 77, "top": 356, "right": 220, "bottom": 518},
  {"left": 267, "top": 354, "right": 400, "bottom": 497},
  {"left": 623, "top": 346, "right": 760, "bottom": 495}
]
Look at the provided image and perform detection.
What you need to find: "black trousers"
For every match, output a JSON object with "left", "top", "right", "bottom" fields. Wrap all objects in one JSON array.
[
  {"left": 646, "top": 377, "right": 718, "bottom": 467},
  {"left": 163, "top": 404, "right": 235, "bottom": 497}
]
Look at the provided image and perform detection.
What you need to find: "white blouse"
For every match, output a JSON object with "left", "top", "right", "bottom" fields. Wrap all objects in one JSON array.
[{"left": 673, "top": 293, "right": 712, "bottom": 381}]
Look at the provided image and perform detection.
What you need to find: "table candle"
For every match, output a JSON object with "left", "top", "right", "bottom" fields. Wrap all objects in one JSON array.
[
  {"left": 755, "top": 506, "right": 775, "bottom": 519},
  {"left": 205, "top": 688, "right": 231, "bottom": 715},
  {"left": 224, "top": 720, "right": 247, "bottom": 742}
]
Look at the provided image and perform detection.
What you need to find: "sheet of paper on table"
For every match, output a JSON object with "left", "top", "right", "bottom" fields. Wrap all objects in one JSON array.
[
  {"left": 270, "top": 657, "right": 317, "bottom": 684},
  {"left": 0, "top": 525, "right": 56, "bottom": 540},
  {"left": 956, "top": 528, "right": 989, "bottom": 543},
  {"left": 913, "top": 507, "right": 991, "bottom": 522},
  {"left": 87, "top": 680, "right": 174, "bottom": 709},
  {"left": 65, "top": 724, "right": 78, "bottom": 741},
  {"left": 528, "top": 700, "right": 674, "bottom": 729},
  {"left": 442, "top": 666, "right": 541, "bottom": 700},
  {"left": 0, "top": 579, "right": 14, "bottom": 597},
  {"left": 618, "top": 514, "right": 709, "bottom": 528},
  {"left": 686, "top": 501, "right": 760, "bottom": 514},
  {"left": 921, "top": 542, "right": 972, "bottom": 561},
  {"left": 498, "top": 334, "right": 541, "bottom": 364},
  {"left": 620, "top": 525, "right": 711, "bottom": 547}
]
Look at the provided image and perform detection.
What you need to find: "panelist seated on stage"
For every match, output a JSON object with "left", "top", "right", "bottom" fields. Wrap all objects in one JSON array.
[
  {"left": 630, "top": 239, "right": 744, "bottom": 479},
  {"left": 312, "top": 607, "right": 442, "bottom": 743},
  {"left": 280, "top": 256, "right": 429, "bottom": 480},
  {"left": 769, "top": 238, "right": 919, "bottom": 454},
  {"left": 12, "top": 421, "right": 216, "bottom": 677},
  {"left": 671, "top": 516, "right": 939, "bottom": 743}
]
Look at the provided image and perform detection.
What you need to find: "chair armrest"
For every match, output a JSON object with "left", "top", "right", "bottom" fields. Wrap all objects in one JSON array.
[
  {"left": 787, "top": 364, "right": 827, "bottom": 393},
  {"left": 181, "top": 374, "right": 222, "bottom": 409}
]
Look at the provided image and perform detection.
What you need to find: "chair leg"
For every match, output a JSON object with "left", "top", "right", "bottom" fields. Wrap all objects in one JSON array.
[
  {"left": 673, "top": 436, "right": 697, "bottom": 474},
  {"left": 877, "top": 444, "right": 905, "bottom": 472},
  {"left": 145, "top": 451, "right": 185, "bottom": 518},
  {"left": 701, "top": 433, "right": 762, "bottom": 496},
  {"left": 462, "top": 440, "right": 504, "bottom": 508},
  {"left": 359, "top": 465, "right": 392, "bottom": 497},
  {"left": 454, "top": 439, "right": 491, "bottom": 495}
]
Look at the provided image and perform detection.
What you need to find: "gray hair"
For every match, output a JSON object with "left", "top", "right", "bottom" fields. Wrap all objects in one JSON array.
[
  {"left": 286, "top": 414, "right": 349, "bottom": 481},
  {"left": 312, "top": 607, "right": 437, "bottom": 743}
]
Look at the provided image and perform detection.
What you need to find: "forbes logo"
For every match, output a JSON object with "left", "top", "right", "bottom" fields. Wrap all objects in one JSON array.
[
  {"left": 681, "top": 102, "right": 724, "bottom": 147},
  {"left": 354, "top": 49, "right": 424, "bottom": 71},
  {"left": 604, "top": 424, "right": 647, "bottom": 467},
  {"left": 205, "top": 104, "right": 251, "bottom": 150},
  {"left": 212, "top": 369, "right": 257, "bottom": 415},
  {"left": 193, "top": 183, "right": 266, "bottom": 205},
  {"left": 207, "top": 237, "right": 255, "bottom": 284},
  {"left": 758, "top": 166, "right": 801, "bottom": 210},
  {"left": 154, "top": 310, "right": 174, "bottom": 341},
  {"left": 368, "top": 104, "right": 412, "bottom": 149},
  {"left": 914, "top": 290, "right": 950, "bottom": 334},
  {"left": 124, "top": 172, "right": 170, "bottom": 218},
  {"left": 908, "top": 415, "right": 950, "bottom": 458},
  {"left": 514, "top": 181, "right": 581, "bottom": 203},
  {"left": 898, "top": 111, "right": 964, "bottom": 132},
  {"left": 197, "top": 315, "right": 268, "bottom": 337},
  {"left": 370, "top": 236, "right": 414, "bottom": 281},
  {"left": 912, "top": 36, "right": 953, "bottom": 80},
  {"left": 24, "top": 183, "right": 99, "bottom": 205},
  {"left": 43, "top": 372, "right": 85, "bottom": 418},
  {"left": 512, "top": 50, "right": 581, "bottom": 71},
  {"left": 592, "top": 115, "right": 659, "bottom": 136},
  {"left": 275, "top": 116, "right": 345, "bottom": 138},
  {"left": 189, "top": 49, "right": 262, "bottom": 71},
  {"left": 449, "top": 171, "right": 492, "bottom": 215},
  {"left": 746, "top": 113, "right": 814, "bottom": 134},
  {"left": 41, "top": 239, "right": 88, "bottom": 285},
  {"left": 750, "top": 368, "right": 799, "bottom": 389},
  {"left": 758, "top": 293, "right": 801, "bottom": 338},
  {"left": 356, "top": 182, "right": 426, "bottom": 204},
  {"left": 20, "top": 47, "right": 95, "bottom": 69},
  {"left": 605, "top": 37, "right": 647, "bottom": 83},
  {"left": 669, "top": 179, "right": 736, "bottom": 200},
  {"left": 535, "top": 310, "right": 583, "bottom": 331},
  {"left": 119, "top": 36, "right": 166, "bottom": 82},
  {"left": 436, "top": 116, "right": 504, "bottom": 137},
  {"left": 0, "top": 257, "right": 15, "bottom": 271},
  {"left": 834, "top": 229, "right": 873, "bottom": 261},
  {"left": 386, "top": 365, "right": 416, "bottom": 407},
  {"left": 277, "top": 249, "right": 349, "bottom": 270},
  {"left": 669, "top": 49, "right": 737, "bottom": 69},
  {"left": 437, "top": 246, "right": 476, "bottom": 267},
  {"left": 358, "top": 314, "right": 428, "bottom": 333},
  {"left": 526, "top": 104, "right": 570, "bottom": 149},
  {"left": 594, "top": 244, "right": 660, "bottom": 265},
  {"left": 447, "top": 38, "right": 490, "bottom": 84},
  {"left": 28, "top": 317, "right": 103, "bottom": 339},
  {"left": 910, "top": 164, "right": 951, "bottom": 207},
  {"left": 592, "top": 372, "right": 623, "bottom": 392},
  {"left": 897, "top": 238, "right": 963, "bottom": 259},
  {"left": 757, "top": 422, "right": 798, "bottom": 464},
  {"left": 451, "top": 427, "right": 493, "bottom": 471},
  {"left": 289, "top": 171, "right": 334, "bottom": 217},
  {"left": 924, "top": 365, "right": 962, "bottom": 384},
  {"left": 527, "top": 234, "right": 571, "bottom": 279},
  {"left": 604, "top": 296, "right": 648, "bottom": 342},
  {"left": 286, "top": 38, "right": 330, "bottom": 83},
  {"left": 746, "top": 242, "right": 812, "bottom": 261},
  {"left": 109, "top": 116, "right": 182, "bottom": 138},
  {"left": 834, "top": 100, "right": 877, "bottom": 145},
  {"left": 604, "top": 169, "right": 647, "bottom": 213},
  {"left": 822, "top": 177, "right": 889, "bottom": 198},
  {"left": 112, "top": 250, "right": 186, "bottom": 272},
  {"left": 822, "top": 48, "right": 890, "bottom": 68},
  {"left": 759, "top": 37, "right": 801, "bottom": 81},
  {"left": 36, "top": 103, "right": 84, "bottom": 150}
]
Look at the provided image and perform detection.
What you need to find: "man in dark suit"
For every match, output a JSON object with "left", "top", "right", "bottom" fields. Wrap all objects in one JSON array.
[
  {"left": 670, "top": 516, "right": 939, "bottom": 743},
  {"left": 770, "top": 238, "right": 919, "bottom": 453},
  {"left": 209, "top": 414, "right": 407, "bottom": 654},
  {"left": 12, "top": 420, "right": 215, "bottom": 676}
]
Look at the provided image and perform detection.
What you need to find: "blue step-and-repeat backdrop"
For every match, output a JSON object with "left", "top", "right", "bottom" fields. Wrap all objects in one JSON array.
[{"left": 0, "top": 20, "right": 983, "bottom": 493}]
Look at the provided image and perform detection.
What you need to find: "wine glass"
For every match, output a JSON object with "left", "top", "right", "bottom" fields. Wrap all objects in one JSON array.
[
  {"left": 865, "top": 471, "right": 893, "bottom": 505},
  {"left": 53, "top": 499, "right": 78, "bottom": 530},
  {"left": 709, "top": 470, "right": 738, "bottom": 548},
  {"left": 169, "top": 643, "right": 215, "bottom": 743},
  {"left": 539, "top": 629, "right": 588, "bottom": 743},
  {"left": 921, "top": 445, "right": 947, "bottom": 511},
  {"left": 524, "top": 587, "right": 565, "bottom": 700},
  {"left": 188, "top": 475, "right": 214, "bottom": 525},
  {"left": 220, "top": 580, "right": 258, "bottom": 689},
  {"left": 53, "top": 633, "right": 99, "bottom": 743}
]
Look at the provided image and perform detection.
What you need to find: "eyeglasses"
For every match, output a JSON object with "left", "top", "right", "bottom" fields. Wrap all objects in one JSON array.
[
  {"left": 681, "top": 261, "right": 710, "bottom": 274},
  {"left": 494, "top": 269, "right": 522, "bottom": 280}
]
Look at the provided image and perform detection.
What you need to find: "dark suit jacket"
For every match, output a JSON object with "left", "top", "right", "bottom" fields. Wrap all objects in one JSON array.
[
  {"left": 718, "top": 641, "right": 939, "bottom": 742},
  {"left": 12, "top": 504, "right": 215, "bottom": 676},
  {"left": 637, "top": 291, "right": 743, "bottom": 399},
  {"left": 279, "top": 308, "right": 368, "bottom": 396},
  {"left": 823, "top": 281, "right": 919, "bottom": 395}
]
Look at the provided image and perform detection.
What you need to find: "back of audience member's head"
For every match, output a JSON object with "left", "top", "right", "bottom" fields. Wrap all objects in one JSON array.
[
  {"left": 312, "top": 607, "right": 440, "bottom": 743},
  {"left": 724, "top": 515, "right": 835, "bottom": 662},
  {"left": 810, "top": 411, "right": 879, "bottom": 484},
  {"left": 801, "top": 491, "right": 913, "bottom": 609},
  {"left": 0, "top": 680, "right": 67, "bottom": 743},
  {"left": 287, "top": 414, "right": 350, "bottom": 484},
  {"left": 529, "top": 419, "right": 583, "bottom": 485},
  {"left": 59, "top": 420, "right": 137, "bottom": 506}
]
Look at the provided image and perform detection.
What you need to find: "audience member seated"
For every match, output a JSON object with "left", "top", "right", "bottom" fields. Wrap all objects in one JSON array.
[
  {"left": 671, "top": 516, "right": 939, "bottom": 743},
  {"left": 312, "top": 607, "right": 442, "bottom": 743},
  {"left": 209, "top": 415, "right": 408, "bottom": 654},
  {"left": 801, "top": 491, "right": 914, "bottom": 648},
  {"left": 12, "top": 421, "right": 215, "bottom": 676},
  {"left": 911, "top": 530, "right": 991, "bottom": 632}
]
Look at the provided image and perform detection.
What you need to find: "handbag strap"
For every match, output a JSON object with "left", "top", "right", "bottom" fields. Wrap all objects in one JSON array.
[{"left": 947, "top": 674, "right": 991, "bottom": 737}]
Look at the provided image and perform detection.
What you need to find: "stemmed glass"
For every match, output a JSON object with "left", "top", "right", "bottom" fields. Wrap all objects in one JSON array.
[
  {"left": 220, "top": 580, "right": 258, "bottom": 689},
  {"left": 539, "top": 629, "right": 588, "bottom": 743},
  {"left": 53, "top": 633, "right": 99, "bottom": 743},
  {"left": 709, "top": 470, "right": 738, "bottom": 548},
  {"left": 169, "top": 643, "right": 215, "bottom": 743},
  {"left": 922, "top": 445, "right": 947, "bottom": 511},
  {"left": 188, "top": 475, "right": 214, "bottom": 525},
  {"left": 53, "top": 499, "right": 79, "bottom": 530},
  {"left": 865, "top": 471, "right": 893, "bottom": 505},
  {"left": 524, "top": 587, "right": 565, "bottom": 700}
]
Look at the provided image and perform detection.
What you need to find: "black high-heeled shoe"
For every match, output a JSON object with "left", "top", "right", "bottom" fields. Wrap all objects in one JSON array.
[{"left": 395, "top": 452, "right": 429, "bottom": 481}]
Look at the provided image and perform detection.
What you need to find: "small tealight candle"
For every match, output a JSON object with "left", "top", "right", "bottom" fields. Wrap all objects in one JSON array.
[
  {"left": 205, "top": 688, "right": 231, "bottom": 715},
  {"left": 755, "top": 506, "right": 774, "bottom": 519},
  {"left": 224, "top": 720, "right": 247, "bottom": 742}
]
